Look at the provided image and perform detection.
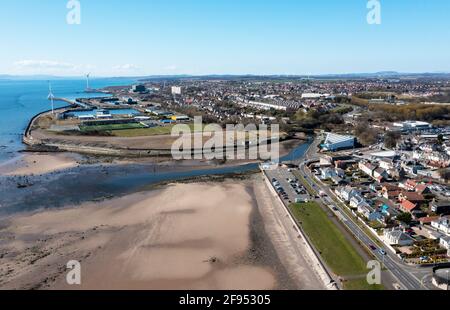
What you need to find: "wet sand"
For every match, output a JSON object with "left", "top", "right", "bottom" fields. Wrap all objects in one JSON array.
[
  {"left": 0, "top": 179, "right": 307, "bottom": 290},
  {"left": 0, "top": 136, "right": 302, "bottom": 178},
  {"left": 0, "top": 153, "right": 81, "bottom": 176}
]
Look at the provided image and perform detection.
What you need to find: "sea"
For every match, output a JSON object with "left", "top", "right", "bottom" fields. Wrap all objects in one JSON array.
[{"left": 0, "top": 78, "right": 136, "bottom": 163}]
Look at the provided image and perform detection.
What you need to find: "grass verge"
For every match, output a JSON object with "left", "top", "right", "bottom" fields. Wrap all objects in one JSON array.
[{"left": 289, "top": 202, "right": 384, "bottom": 289}]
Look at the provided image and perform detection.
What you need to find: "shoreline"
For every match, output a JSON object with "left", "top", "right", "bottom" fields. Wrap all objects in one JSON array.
[{"left": 0, "top": 177, "right": 322, "bottom": 290}]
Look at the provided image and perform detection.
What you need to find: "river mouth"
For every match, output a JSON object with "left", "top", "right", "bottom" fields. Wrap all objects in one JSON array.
[{"left": 0, "top": 140, "right": 311, "bottom": 217}]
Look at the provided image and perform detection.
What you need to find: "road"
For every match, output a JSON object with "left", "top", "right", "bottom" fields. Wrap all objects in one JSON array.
[{"left": 296, "top": 136, "right": 432, "bottom": 290}]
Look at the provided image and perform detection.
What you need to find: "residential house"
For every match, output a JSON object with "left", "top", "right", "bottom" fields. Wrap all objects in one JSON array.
[
  {"left": 359, "top": 162, "right": 377, "bottom": 178},
  {"left": 398, "top": 191, "right": 426, "bottom": 206},
  {"left": 432, "top": 217, "right": 450, "bottom": 235},
  {"left": 336, "top": 186, "right": 359, "bottom": 202},
  {"left": 350, "top": 193, "right": 369, "bottom": 209},
  {"left": 440, "top": 236, "right": 450, "bottom": 250},
  {"left": 373, "top": 167, "right": 389, "bottom": 182},
  {"left": 358, "top": 204, "right": 383, "bottom": 222},
  {"left": 400, "top": 179, "right": 418, "bottom": 191},
  {"left": 400, "top": 200, "right": 420, "bottom": 214},
  {"left": 321, "top": 167, "right": 337, "bottom": 180},
  {"left": 330, "top": 175, "right": 345, "bottom": 185},
  {"left": 430, "top": 201, "right": 450, "bottom": 215},
  {"left": 384, "top": 229, "right": 415, "bottom": 246},
  {"left": 375, "top": 200, "right": 400, "bottom": 219},
  {"left": 419, "top": 216, "right": 440, "bottom": 226},
  {"left": 415, "top": 184, "right": 431, "bottom": 195},
  {"left": 379, "top": 159, "right": 395, "bottom": 171}
]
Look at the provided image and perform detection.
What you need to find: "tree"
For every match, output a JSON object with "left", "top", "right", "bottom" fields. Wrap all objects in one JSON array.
[
  {"left": 384, "top": 131, "right": 401, "bottom": 149},
  {"left": 354, "top": 124, "right": 379, "bottom": 146},
  {"left": 397, "top": 212, "right": 412, "bottom": 225}
]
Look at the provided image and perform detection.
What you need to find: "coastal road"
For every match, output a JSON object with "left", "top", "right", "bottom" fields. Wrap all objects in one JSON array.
[{"left": 297, "top": 149, "right": 429, "bottom": 290}]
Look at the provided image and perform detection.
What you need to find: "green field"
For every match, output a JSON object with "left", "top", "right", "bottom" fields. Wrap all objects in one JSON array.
[
  {"left": 80, "top": 123, "right": 147, "bottom": 132},
  {"left": 289, "top": 202, "right": 383, "bottom": 289},
  {"left": 343, "top": 278, "right": 384, "bottom": 290},
  {"left": 111, "top": 123, "right": 208, "bottom": 137},
  {"left": 112, "top": 125, "right": 175, "bottom": 137}
]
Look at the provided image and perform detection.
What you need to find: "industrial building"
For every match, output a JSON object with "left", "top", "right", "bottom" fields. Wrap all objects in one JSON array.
[
  {"left": 393, "top": 121, "right": 433, "bottom": 132},
  {"left": 321, "top": 133, "right": 356, "bottom": 152}
]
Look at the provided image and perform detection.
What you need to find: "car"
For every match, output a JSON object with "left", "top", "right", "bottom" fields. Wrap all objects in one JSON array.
[
  {"left": 369, "top": 245, "right": 377, "bottom": 251},
  {"left": 379, "top": 249, "right": 387, "bottom": 256},
  {"left": 332, "top": 207, "right": 339, "bottom": 211}
]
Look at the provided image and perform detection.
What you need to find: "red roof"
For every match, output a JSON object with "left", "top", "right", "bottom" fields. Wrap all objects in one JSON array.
[
  {"left": 415, "top": 184, "right": 429, "bottom": 194},
  {"left": 401, "top": 200, "right": 419, "bottom": 212},
  {"left": 419, "top": 216, "right": 440, "bottom": 224},
  {"left": 405, "top": 180, "right": 417, "bottom": 188},
  {"left": 400, "top": 191, "right": 425, "bottom": 202}
]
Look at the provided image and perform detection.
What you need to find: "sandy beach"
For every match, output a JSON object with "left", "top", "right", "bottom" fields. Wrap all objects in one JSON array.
[
  {"left": 0, "top": 177, "right": 322, "bottom": 290},
  {"left": 0, "top": 153, "right": 80, "bottom": 176}
]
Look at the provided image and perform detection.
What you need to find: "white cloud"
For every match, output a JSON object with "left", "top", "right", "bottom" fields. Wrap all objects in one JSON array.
[
  {"left": 13, "top": 60, "right": 76, "bottom": 70},
  {"left": 113, "top": 64, "right": 139, "bottom": 71}
]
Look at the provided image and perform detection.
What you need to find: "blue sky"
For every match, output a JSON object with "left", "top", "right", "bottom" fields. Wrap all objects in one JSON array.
[{"left": 1, "top": 0, "right": 449, "bottom": 76}]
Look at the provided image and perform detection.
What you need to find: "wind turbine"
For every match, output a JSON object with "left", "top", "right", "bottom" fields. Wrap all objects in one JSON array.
[
  {"left": 47, "top": 81, "right": 55, "bottom": 115},
  {"left": 86, "top": 73, "right": 91, "bottom": 91}
]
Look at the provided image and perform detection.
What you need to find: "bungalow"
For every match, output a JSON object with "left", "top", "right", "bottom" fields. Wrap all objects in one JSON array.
[
  {"left": 431, "top": 217, "right": 450, "bottom": 235},
  {"left": 384, "top": 229, "right": 415, "bottom": 246},
  {"left": 400, "top": 200, "right": 420, "bottom": 214},
  {"left": 430, "top": 201, "right": 450, "bottom": 215}
]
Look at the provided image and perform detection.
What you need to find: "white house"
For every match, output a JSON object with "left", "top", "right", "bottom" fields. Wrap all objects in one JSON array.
[
  {"left": 373, "top": 167, "right": 389, "bottom": 181},
  {"left": 384, "top": 229, "right": 415, "bottom": 246},
  {"left": 432, "top": 217, "right": 450, "bottom": 235},
  {"left": 350, "top": 193, "right": 369, "bottom": 209},
  {"left": 336, "top": 186, "right": 359, "bottom": 202},
  {"left": 357, "top": 204, "right": 383, "bottom": 222},
  {"left": 321, "top": 167, "right": 345, "bottom": 180},
  {"left": 440, "top": 236, "right": 450, "bottom": 250},
  {"left": 321, "top": 168, "right": 337, "bottom": 180},
  {"left": 359, "top": 162, "right": 377, "bottom": 178}
]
